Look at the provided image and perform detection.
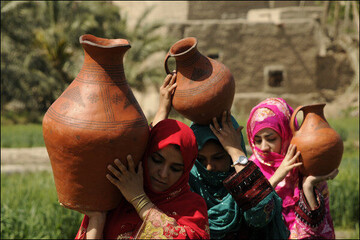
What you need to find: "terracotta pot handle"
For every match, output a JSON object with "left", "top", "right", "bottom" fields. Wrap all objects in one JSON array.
[
  {"left": 290, "top": 105, "right": 304, "bottom": 134},
  {"left": 164, "top": 52, "right": 172, "bottom": 75}
]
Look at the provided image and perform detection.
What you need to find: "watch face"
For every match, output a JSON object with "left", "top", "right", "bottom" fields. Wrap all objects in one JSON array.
[
  {"left": 239, "top": 156, "right": 248, "bottom": 165},
  {"left": 231, "top": 156, "right": 249, "bottom": 167}
]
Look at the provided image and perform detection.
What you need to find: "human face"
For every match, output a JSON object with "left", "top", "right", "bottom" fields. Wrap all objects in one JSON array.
[
  {"left": 197, "top": 140, "right": 231, "bottom": 172},
  {"left": 254, "top": 128, "right": 282, "bottom": 154},
  {"left": 147, "top": 144, "right": 184, "bottom": 192}
]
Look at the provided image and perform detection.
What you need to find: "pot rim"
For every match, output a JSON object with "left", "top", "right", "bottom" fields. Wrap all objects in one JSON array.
[
  {"left": 300, "top": 103, "right": 326, "bottom": 108},
  {"left": 169, "top": 37, "right": 198, "bottom": 57},
  {"left": 79, "top": 34, "right": 131, "bottom": 48}
]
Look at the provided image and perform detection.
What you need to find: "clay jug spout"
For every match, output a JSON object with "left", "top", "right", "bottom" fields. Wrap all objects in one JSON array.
[
  {"left": 165, "top": 37, "right": 213, "bottom": 81},
  {"left": 80, "top": 34, "right": 131, "bottom": 65},
  {"left": 301, "top": 103, "right": 326, "bottom": 119}
]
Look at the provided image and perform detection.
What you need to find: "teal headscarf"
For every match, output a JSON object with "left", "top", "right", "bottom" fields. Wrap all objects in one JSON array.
[{"left": 189, "top": 116, "right": 247, "bottom": 239}]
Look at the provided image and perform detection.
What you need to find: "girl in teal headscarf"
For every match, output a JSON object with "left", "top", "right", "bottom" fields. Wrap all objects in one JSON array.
[
  {"left": 189, "top": 114, "right": 245, "bottom": 238},
  {"left": 153, "top": 73, "right": 291, "bottom": 239},
  {"left": 189, "top": 111, "right": 290, "bottom": 239}
]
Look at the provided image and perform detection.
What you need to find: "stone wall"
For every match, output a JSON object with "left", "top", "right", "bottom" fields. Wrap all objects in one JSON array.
[
  {"left": 165, "top": 19, "right": 321, "bottom": 94},
  {"left": 187, "top": 1, "right": 318, "bottom": 20},
  {"left": 111, "top": 1, "right": 355, "bottom": 118},
  {"left": 112, "top": 1, "right": 188, "bottom": 29}
]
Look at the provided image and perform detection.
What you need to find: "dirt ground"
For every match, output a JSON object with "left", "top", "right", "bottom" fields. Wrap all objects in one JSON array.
[{"left": 1, "top": 147, "right": 51, "bottom": 174}]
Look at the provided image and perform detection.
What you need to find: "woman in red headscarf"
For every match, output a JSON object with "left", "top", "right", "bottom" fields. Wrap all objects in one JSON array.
[{"left": 74, "top": 119, "right": 210, "bottom": 239}]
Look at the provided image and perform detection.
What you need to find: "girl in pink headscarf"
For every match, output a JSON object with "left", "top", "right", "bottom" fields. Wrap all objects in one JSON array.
[{"left": 247, "top": 98, "right": 338, "bottom": 239}]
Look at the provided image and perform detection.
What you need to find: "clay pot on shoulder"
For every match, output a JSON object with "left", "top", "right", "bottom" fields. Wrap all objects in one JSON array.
[
  {"left": 42, "top": 34, "right": 150, "bottom": 211},
  {"left": 164, "top": 37, "right": 235, "bottom": 125},
  {"left": 290, "top": 103, "right": 343, "bottom": 176}
]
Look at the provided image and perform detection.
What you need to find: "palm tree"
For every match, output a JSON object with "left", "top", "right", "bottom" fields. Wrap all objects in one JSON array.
[
  {"left": 1, "top": 1, "right": 127, "bottom": 119},
  {"left": 1, "top": 1, "right": 172, "bottom": 123},
  {"left": 124, "top": 6, "right": 175, "bottom": 90}
]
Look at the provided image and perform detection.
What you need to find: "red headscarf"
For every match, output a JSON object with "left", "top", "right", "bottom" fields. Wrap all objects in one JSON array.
[{"left": 76, "top": 119, "right": 209, "bottom": 239}]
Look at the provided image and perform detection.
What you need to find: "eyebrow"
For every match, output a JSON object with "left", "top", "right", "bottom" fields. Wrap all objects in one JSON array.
[
  {"left": 153, "top": 152, "right": 165, "bottom": 160},
  {"left": 255, "top": 133, "right": 274, "bottom": 138},
  {"left": 213, "top": 152, "right": 227, "bottom": 157},
  {"left": 172, "top": 163, "right": 184, "bottom": 167},
  {"left": 153, "top": 152, "right": 184, "bottom": 167}
]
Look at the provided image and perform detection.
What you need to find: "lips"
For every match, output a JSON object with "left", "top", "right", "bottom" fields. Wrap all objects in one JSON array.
[{"left": 152, "top": 177, "right": 166, "bottom": 185}]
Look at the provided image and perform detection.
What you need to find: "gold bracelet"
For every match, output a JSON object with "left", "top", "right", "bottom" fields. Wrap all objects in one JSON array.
[
  {"left": 130, "top": 193, "right": 146, "bottom": 203},
  {"left": 135, "top": 195, "right": 150, "bottom": 213},
  {"left": 135, "top": 196, "right": 147, "bottom": 211}
]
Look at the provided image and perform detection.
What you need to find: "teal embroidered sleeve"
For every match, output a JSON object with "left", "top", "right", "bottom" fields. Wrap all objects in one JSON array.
[{"left": 243, "top": 191, "right": 283, "bottom": 228}]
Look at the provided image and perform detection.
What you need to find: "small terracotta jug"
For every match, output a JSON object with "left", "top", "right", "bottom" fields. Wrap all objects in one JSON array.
[
  {"left": 42, "top": 34, "right": 150, "bottom": 211},
  {"left": 290, "top": 103, "right": 343, "bottom": 176},
  {"left": 164, "top": 37, "right": 235, "bottom": 125}
]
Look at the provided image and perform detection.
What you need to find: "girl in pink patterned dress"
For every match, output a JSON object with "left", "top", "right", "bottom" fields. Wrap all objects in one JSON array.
[{"left": 246, "top": 98, "right": 338, "bottom": 239}]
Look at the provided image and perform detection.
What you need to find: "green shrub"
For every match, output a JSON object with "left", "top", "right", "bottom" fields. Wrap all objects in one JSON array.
[{"left": 1, "top": 171, "right": 83, "bottom": 239}]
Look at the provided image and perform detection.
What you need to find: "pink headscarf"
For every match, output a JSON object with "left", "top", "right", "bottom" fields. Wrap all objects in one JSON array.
[{"left": 246, "top": 98, "right": 299, "bottom": 229}]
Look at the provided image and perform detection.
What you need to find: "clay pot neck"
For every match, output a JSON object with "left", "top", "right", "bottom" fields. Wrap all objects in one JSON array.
[
  {"left": 169, "top": 37, "right": 199, "bottom": 62},
  {"left": 80, "top": 34, "right": 131, "bottom": 65},
  {"left": 302, "top": 103, "right": 326, "bottom": 119}
]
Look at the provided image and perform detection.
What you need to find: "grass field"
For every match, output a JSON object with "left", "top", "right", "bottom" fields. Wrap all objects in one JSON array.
[
  {"left": 1, "top": 124, "right": 45, "bottom": 148},
  {"left": 1, "top": 172, "right": 83, "bottom": 239}
]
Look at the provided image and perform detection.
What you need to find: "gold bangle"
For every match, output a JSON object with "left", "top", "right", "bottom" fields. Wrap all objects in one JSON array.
[
  {"left": 135, "top": 195, "right": 150, "bottom": 213},
  {"left": 130, "top": 193, "right": 146, "bottom": 203}
]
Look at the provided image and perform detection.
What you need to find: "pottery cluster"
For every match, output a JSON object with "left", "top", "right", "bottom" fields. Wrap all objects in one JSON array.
[{"left": 43, "top": 34, "right": 342, "bottom": 211}]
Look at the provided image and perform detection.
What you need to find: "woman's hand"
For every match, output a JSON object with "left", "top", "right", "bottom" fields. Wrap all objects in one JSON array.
[
  {"left": 302, "top": 168, "right": 339, "bottom": 210},
  {"left": 210, "top": 111, "right": 244, "bottom": 159},
  {"left": 152, "top": 71, "right": 177, "bottom": 126},
  {"left": 302, "top": 168, "right": 339, "bottom": 189},
  {"left": 106, "top": 155, "right": 145, "bottom": 203},
  {"left": 269, "top": 144, "right": 302, "bottom": 188}
]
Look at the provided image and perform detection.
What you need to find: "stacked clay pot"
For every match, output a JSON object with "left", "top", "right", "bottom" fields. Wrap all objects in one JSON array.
[{"left": 164, "top": 37, "right": 235, "bottom": 125}]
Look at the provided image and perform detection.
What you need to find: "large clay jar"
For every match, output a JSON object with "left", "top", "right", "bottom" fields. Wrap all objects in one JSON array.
[
  {"left": 290, "top": 103, "right": 343, "bottom": 176},
  {"left": 42, "top": 34, "right": 150, "bottom": 211},
  {"left": 164, "top": 37, "right": 235, "bottom": 125}
]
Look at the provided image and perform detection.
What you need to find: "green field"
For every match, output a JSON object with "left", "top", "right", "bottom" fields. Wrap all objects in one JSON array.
[
  {"left": 1, "top": 124, "right": 45, "bottom": 148},
  {"left": 1, "top": 117, "right": 359, "bottom": 238},
  {"left": 1, "top": 171, "right": 83, "bottom": 239}
]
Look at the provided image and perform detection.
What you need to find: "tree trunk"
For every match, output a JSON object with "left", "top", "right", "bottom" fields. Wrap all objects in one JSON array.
[
  {"left": 269, "top": 1, "right": 275, "bottom": 9},
  {"left": 344, "top": 1, "right": 351, "bottom": 31},
  {"left": 333, "top": 1, "right": 340, "bottom": 40},
  {"left": 352, "top": 1, "right": 359, "bottom": 36},
  {"left": 321, "top": 1, "right": 331, "bottom": 37}
]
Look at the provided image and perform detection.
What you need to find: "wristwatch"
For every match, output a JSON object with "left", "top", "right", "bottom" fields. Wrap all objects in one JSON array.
[{"left": 231, "top": 155, "right": 249, "bottom": 167}]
